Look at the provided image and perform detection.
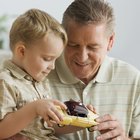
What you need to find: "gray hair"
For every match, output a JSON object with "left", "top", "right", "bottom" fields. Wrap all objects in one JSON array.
[{"left": 62, "top": 0, "right": 115, "bottom": 36}]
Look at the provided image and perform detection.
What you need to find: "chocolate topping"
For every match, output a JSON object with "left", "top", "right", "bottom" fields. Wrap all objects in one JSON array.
[{"left": 64, "top": 99, "right": 88, "bottom": 117}]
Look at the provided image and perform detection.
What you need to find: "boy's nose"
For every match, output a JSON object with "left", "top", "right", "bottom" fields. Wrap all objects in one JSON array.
[{"left": 49, "top": 60, "right": 55, "bottom": 70}]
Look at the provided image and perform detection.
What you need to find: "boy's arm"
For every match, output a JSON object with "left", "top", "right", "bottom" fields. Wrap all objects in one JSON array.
[
  {"left": 0, "top": 101, "right": 37, "bottom": 139},
  {"left": 0, "top": 99, "right": 66, "bottom": 139}
]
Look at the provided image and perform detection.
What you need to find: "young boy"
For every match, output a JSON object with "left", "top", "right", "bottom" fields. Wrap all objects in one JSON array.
[{"left": 0, "top": 9, "right": 67, "bottom": 139}]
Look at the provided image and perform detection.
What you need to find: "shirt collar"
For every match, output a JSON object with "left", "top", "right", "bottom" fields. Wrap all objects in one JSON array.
[
  {"left": 3, "top": 60, "right": 33, "bottom": 81},
  {"left": 56, "top": 55, "right": 113, "bottom": 84},
  {"left": 56, "top": 54, "right": 80, "bottom": 84},
  {"left": 95, "top": 56, "right": 113, "bottom": 83}
]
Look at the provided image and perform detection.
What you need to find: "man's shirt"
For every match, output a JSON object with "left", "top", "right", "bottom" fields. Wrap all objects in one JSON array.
[{"left": 48, "top": 55, "right": 140, "bottom": 140}]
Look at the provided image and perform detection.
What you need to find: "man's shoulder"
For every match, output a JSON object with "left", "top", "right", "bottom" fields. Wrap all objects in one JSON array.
[
  {"left": 110, "top": 57, "right": 139, "bottom": 73},
  {"left": 107, "top": 57, "right": 140, "bottom": 80}
]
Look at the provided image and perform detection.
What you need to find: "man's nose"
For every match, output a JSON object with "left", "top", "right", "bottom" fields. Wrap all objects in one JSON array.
[{"left": 78, "top": 48, "right": 88, "bottom": 62}]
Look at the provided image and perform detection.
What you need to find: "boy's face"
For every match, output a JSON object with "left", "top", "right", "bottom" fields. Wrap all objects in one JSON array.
[{"left": 21, "top": 32, "right": 64, "bottom": 82}]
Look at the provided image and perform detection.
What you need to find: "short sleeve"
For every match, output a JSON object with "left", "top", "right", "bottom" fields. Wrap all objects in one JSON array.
[{"left": 0, "top": 79, "right": 17, "bottom": 120}]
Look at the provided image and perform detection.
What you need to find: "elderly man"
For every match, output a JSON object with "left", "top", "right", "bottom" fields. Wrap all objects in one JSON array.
[{"left": 48, "top": 0, "right": 140, "bottom": 140}]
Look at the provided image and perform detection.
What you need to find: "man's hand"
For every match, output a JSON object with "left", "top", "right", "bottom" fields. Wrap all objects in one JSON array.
[{"left": 90, "top": 114, "right": 130, "bottom": 140}]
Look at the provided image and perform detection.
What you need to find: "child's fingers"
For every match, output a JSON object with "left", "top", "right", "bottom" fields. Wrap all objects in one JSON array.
[
  {"left": 44, "top": 115, "right": 59, "bottom": 127},
  {"left": 46, "top": 119, "right": 55, "bottom": 127},
  {"left": 50, "top": 106, "right": 64, "bottom": 121},
  {"left": 52, "top": 99, "right": 67, "bottom": 110},
  {"left": 44, "top": 107, "right": 63, "bottom": 123}
]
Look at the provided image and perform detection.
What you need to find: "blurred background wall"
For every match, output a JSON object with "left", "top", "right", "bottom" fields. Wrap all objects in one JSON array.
[{"left": 0, "top": 0, "right": 140, "bottom": 69}]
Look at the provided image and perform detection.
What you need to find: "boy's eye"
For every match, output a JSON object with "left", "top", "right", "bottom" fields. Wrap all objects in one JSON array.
[{"left": 43, "top": 57, "right": 52, "bottom": 61}]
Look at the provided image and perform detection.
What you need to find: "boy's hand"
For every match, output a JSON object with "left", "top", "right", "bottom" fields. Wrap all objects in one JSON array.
[{"left": 35, "top": 99, "right": 67, "bottom": 126}]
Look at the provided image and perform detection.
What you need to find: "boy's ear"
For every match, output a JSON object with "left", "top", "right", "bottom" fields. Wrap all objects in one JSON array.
[{"left": 14, "top": 42, "right": 26, "bottom": 57}]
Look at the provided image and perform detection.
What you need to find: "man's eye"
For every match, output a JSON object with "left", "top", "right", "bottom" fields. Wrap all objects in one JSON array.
[
  {"left": 88, "top": 45, "right": 98, "bottom": 51},
  {"left": 68, "top": 44, "right": 79, "bottom": 48}
]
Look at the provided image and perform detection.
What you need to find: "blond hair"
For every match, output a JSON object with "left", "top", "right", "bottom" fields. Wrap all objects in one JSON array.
[{"left": 10, "top": 8, "right": 67, "bottom": 51}]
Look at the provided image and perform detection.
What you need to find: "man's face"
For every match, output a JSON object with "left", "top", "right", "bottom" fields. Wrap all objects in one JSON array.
[{"left": 64, "top": 21, "right": 114, "bottom": 83}]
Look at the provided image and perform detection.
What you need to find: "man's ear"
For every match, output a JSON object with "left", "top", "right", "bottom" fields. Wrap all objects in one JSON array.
[
  {"left": 107, "top": 32, "right": 115, "bottom": 51},
  {"left": 14, "top": 42, "right": 26, "bottom": 57}
]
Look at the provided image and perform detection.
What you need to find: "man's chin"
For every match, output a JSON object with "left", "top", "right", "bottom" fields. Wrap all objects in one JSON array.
[{"left": 74, "top": 73, "right": 87, "bottom": 79}]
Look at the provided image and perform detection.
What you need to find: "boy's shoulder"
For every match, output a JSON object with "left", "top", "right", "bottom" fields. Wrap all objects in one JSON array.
[{"left": 0, "top": 68, "right": 15, "bottom": 84}]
